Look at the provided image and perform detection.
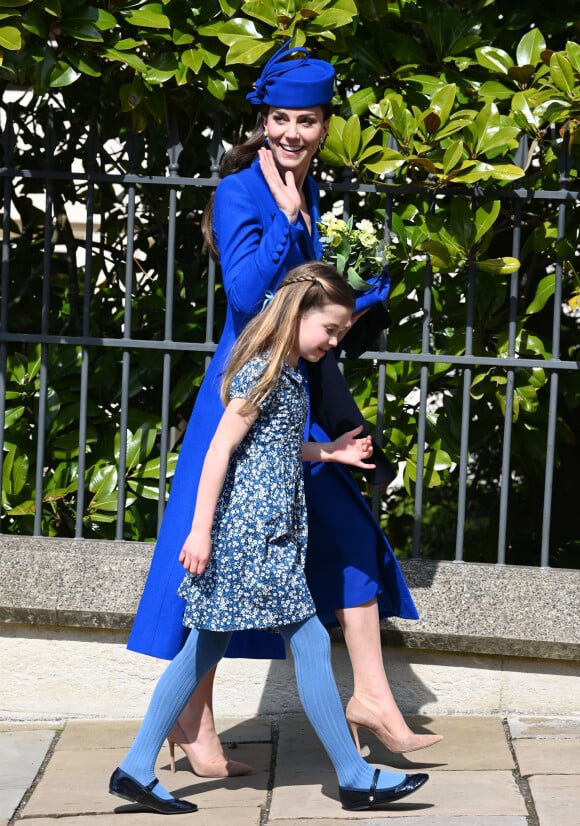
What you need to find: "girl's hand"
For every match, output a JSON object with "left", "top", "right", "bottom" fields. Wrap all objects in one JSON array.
[
  {"left": 258, "top": 146, "right": 301, "bottom": 224},
  {"left": 329, "top": 426, "right": 376, "bottom": 469},
  {"left": 179, "top": 527, "right": 212, "bottom": 576}
]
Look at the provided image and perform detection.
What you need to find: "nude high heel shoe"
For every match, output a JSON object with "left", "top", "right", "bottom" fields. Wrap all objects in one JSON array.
[
  {"left": 167, "top": 722, "right": 253, "bottom": 778},
  {"left": 346, "top": 696, "right": 443, "bottom": 755}
]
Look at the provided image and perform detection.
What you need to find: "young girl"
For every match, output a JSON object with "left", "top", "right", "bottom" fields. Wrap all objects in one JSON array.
[{"left": 110, "top": 262, "right": 429, "bottom": 814}]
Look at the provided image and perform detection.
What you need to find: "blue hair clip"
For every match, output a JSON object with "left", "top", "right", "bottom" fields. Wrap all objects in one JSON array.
[{"left": 261, "top": 290, "right": 274, "bottom": 311}]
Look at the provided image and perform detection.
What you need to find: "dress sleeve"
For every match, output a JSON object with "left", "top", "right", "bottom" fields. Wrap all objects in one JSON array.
[
  {"left": 213, "top": 172, "right": 306, "bottom": 320},
  {"left": 229, "top": 359, "right": 268, "bottom": 403}
]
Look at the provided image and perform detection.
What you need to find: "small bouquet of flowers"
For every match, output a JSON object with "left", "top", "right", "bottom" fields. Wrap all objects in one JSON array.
[{"left": 317, "top": 211, "right": 389, "bottom": 292}]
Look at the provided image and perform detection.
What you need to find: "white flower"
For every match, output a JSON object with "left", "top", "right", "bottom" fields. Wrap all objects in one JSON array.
[
  {"left": 320, "top": 213, "right": 349, "bottom": 246},
  {"left": 355, "top": 220, "right": 380, "bottom": 248},
  {"left": 355, "top": 219, "right": 375, "bottom": 234}
]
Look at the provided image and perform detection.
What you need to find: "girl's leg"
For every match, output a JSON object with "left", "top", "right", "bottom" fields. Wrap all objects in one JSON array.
[
  {"left": 169, "top": 667, "right": 252, "bottom": 777},
  {"left": 118, "top": 628, "right": 231, "bottom": 799},
  {"left": 336, "top": 598, "right": 442, "bottom": 753},
  {"left": 280, "top": 615, "right": 411, "bottom": 791}
]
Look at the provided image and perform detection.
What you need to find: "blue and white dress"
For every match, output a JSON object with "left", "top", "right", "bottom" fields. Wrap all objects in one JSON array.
[{"left": 178, "top": 358, "right": 316, "bottom": 631}]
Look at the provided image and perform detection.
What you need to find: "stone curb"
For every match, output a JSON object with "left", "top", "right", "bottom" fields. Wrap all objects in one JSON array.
[{"left": 1, "top": 536, "right": 579, "bottom": 661}]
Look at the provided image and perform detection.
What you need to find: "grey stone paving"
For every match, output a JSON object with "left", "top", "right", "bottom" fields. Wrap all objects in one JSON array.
[
  {"left": 0, "top": 729, "right": 55, "bottom": 824},
  {"left": 1, "top": 714, "right": 579, "bottom": 825}
]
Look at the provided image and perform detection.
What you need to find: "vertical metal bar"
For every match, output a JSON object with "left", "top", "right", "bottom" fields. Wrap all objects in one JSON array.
[
  {"left": 115, "top": 135, "right": 139, "bottom": 540},
  {"left": 341, "top": 167, "right": 352, "bottom": 221},
  {"left": 33, "top": 109, "right": 56, "bottom": 536},
  {"left": 541, "top": 373, "right": 559, "bottom": 567},
  {"left": 412, "top": 254, "right": 433, "bottom": 557},
  {"left": 541, "top": 369, "right": 560, "bottom": 567},
  {"left": 340, "top": 172, "right": 352, "bottom": 386},
  {"left": 75, "top": 114, "right": 98, "bottom": 537},
  {"left": 496, "top": 199, "right": 521, "bottom": 563},
  {"left": 204, "top": 115, "right": 223, "bottom": 372},
  {"left": 0, "top": 106, "right": 15, "bottom": 528},
  {"left": 374, "top": 192, "right": 395, "bottom": 517},
  {"left": 157, "top": 120, "right": 182, "bottom": 529},
  {"left": 373, "top": 327, "right": 387, "bottom": 518},
  {"left": 540, "top": 136, "right": 569, "bottom": 566},
  {"left": 454, "top": 260, "right": 476, "bottom": 561}
]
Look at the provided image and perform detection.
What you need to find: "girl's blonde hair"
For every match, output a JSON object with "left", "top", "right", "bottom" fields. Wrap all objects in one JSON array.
[{"left": 221, "top": 261, "right": 354, "bottom": 412}]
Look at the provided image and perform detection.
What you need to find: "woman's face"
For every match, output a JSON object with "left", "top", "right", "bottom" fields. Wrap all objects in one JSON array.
[{"left": 263, "top": 106, "right": 329, "bottom": 179}]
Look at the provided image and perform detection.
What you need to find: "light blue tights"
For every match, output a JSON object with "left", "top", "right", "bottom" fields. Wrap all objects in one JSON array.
[{"left": 119, "top": 616, "right": 405, "bottom": 798}]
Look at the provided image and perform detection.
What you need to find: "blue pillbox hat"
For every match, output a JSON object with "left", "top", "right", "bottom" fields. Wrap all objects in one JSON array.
[{"left": 247, "top": 41, "right": 335, "bottom": 108}]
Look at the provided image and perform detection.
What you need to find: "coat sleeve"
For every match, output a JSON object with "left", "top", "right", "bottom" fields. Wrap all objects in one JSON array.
[{"left": 213, "top": 170, "right": 307, "bottom": 320}]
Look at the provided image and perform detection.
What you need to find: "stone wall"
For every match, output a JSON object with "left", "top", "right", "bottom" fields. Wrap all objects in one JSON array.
[{"left": 1, "top": 536, "right": 579, "bottom": 721}]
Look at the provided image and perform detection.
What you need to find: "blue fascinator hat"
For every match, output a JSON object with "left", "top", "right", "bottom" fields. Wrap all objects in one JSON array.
[{"left": 247, "top": 41, "right": 335, "bottom": 108}]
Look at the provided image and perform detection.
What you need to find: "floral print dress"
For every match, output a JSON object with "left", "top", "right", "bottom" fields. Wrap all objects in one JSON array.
[{"left": 179, "top": 357, "right": 317, "bottom": 632}]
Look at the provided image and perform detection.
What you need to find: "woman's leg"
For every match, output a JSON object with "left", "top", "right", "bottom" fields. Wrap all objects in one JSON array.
[
  {"left": 280, "top": 615, "right": 413, "bottom": 791},
  {"left": 168, "top": 666, "right": 252, "bottom": 776},
  {"left": 336, "top": 598, "right": 442, "bottom": 753},
  {"left": 117, "top": 629, "right": 231, "bottom": 799},
  {"left": 167, "top": 667, "right": 252, "bottom": 777}
]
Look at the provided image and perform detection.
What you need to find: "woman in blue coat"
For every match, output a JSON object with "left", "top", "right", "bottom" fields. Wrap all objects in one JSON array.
[{"left": 127, "top": 43, "right": 441, "bottom": 777}]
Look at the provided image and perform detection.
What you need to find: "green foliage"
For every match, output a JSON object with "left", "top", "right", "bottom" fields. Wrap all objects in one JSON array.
[
  {"left": 1, "top": 0, "right": 579, "bottom": 564},
  {"left": 1, "top": 341, "right": 184, "bottom": 536}
]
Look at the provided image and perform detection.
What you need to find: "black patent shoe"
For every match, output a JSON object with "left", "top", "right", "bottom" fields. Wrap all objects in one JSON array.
[
  {"left": 109, "top": 767, "right": 198, "bottom": 814},
  {"left": 339, "top": 769, "right": 429, "bottom": 811}
]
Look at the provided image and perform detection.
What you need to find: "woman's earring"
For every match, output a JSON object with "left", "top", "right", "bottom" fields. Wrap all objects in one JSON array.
[
  {"left": 264, "top": 130, "right": 269, "bottom": 147},
  {"left": 319, "top": 139, "right": 326, "bottom": 151}
]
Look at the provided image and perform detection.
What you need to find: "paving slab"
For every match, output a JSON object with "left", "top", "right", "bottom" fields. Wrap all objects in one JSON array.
[
  {"left": 155, "top": 754, "right": 270, "bottom": 812},
  {"left": 508, "top": 715, "right": 580, "bottom": 738},
  {"left": 55, "top": 716, "right": 271, "bottom": 751},
  {"left": 529, "top": 774, "right": 580, "bottom": 826},
  {"left": 274, "top": 715, "right": 445, "bottom": 776},
  {"left": 22, "top": 742, "right": 271, "bottom": 818},
  {"left": 352, "top": 715, "right": 513, "bottom": 772},
  {"left": 275, "top": 716, "right": 327, "bottom": 771},
  {"left": 512, "top": 738, "right": 580, "bottom": 775},
  {"left": 417, "top": 770, "right": 527, "bottom": 818},
  {"left": 53, "top": 720, "right": 140, "bottom": 752},
  {"left": 268, "top": 811, "right": 528, "bottom": 826},
  {"left": 21, "top": 809, "right": 261, "bottom": 826},
  {"left": 8, "top": 715, "right": 580, "bottom": 826},
  {"left": 269, "top": 771, "right": 527, "bottom": 820},
  {"left": 0, "top": 729, "right": 55, "bottom": 821},
  {"left": 275, "top": 715, "right": 513, "bottom": 774}
]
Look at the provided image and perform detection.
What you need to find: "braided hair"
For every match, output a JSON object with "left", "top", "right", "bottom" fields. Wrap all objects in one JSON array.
[{"left": 221, "top": 261, "right": 353, "bottom": 413}]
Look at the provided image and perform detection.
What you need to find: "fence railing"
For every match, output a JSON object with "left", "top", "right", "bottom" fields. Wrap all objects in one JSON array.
[{"left": 1, "top": 101, "right": 579, "bottom": 566}]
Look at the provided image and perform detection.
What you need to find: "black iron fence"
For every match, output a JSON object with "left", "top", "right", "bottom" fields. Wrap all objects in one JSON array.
[{"left": 1, "top": 100, "right": 579, "bottom": 566}]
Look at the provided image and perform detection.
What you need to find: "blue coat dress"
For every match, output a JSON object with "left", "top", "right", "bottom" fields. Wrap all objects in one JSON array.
[{"left": 127, "top": 157, "right": 418, "bottom": 661}]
